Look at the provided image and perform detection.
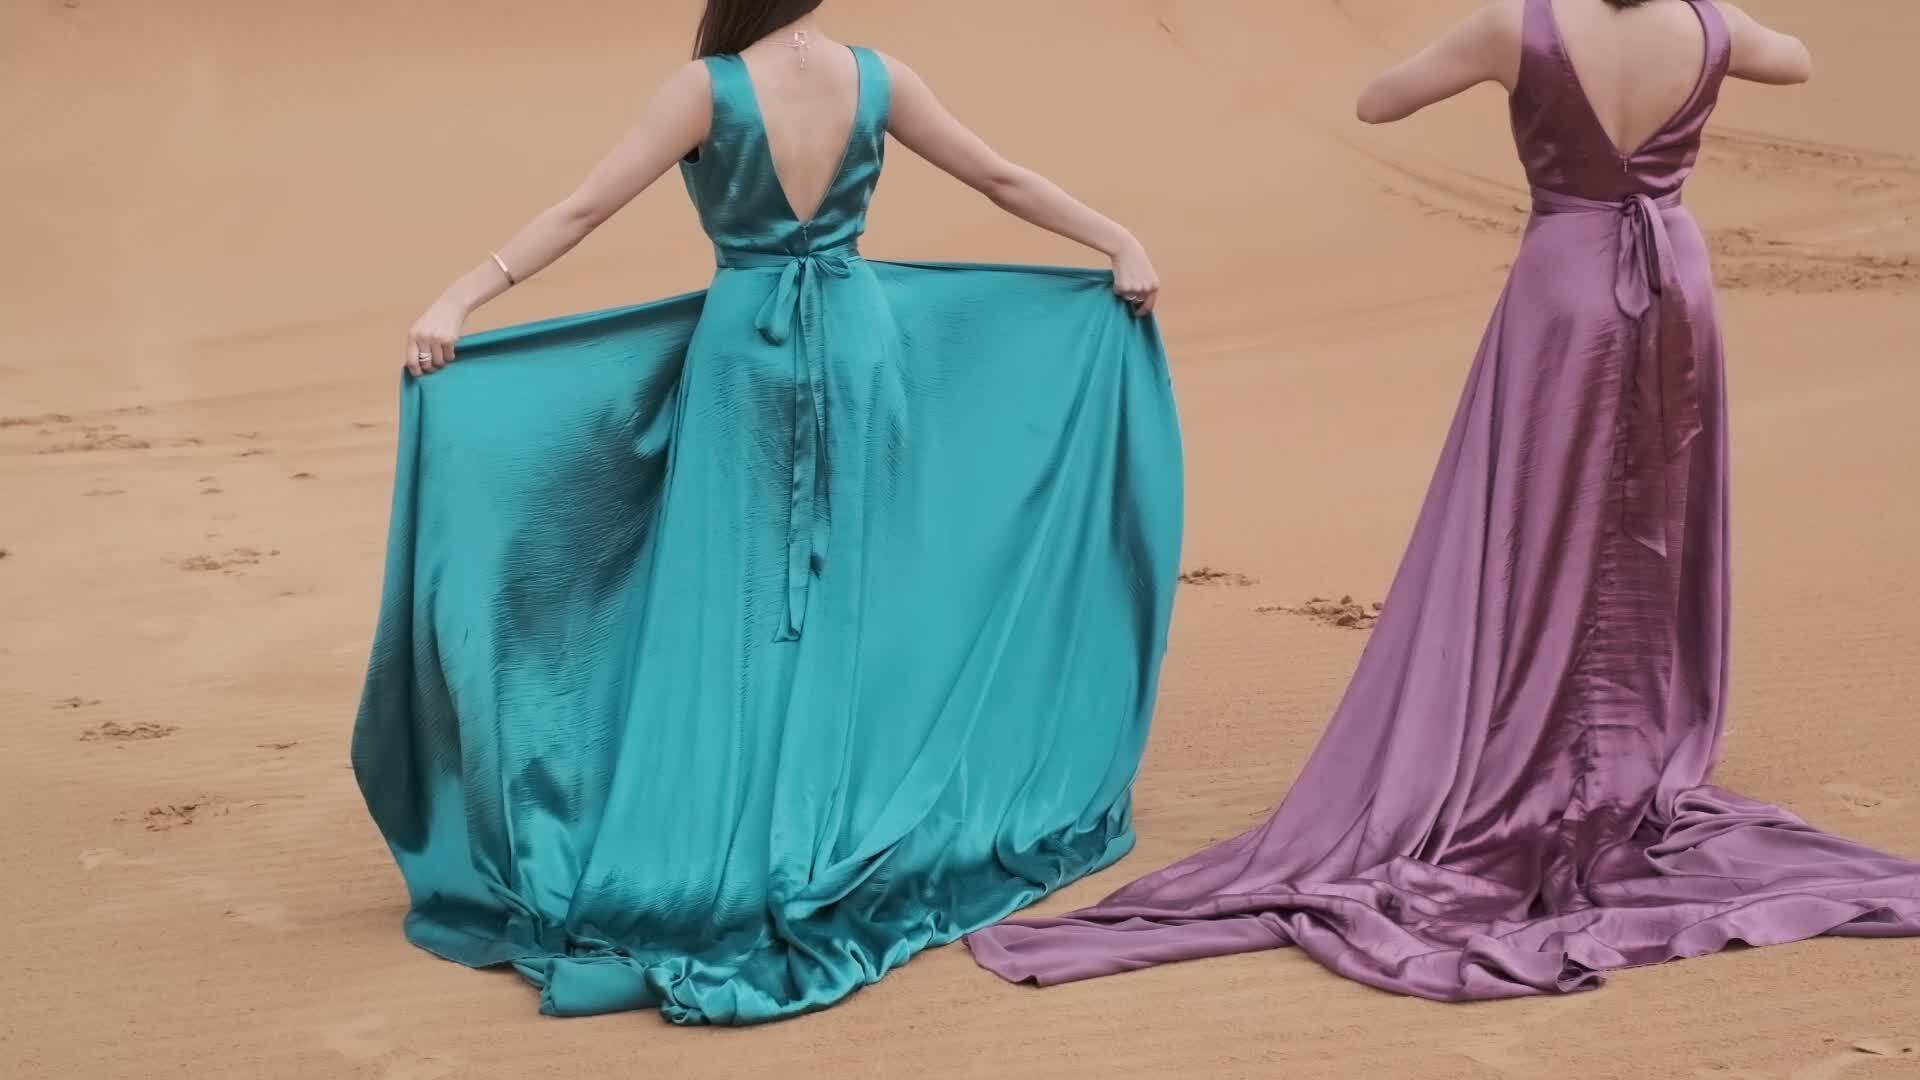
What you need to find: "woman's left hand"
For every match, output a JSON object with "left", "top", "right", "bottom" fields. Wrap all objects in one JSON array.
[{"left": 406, "top": 298, "right": 468, "bottom": 377}]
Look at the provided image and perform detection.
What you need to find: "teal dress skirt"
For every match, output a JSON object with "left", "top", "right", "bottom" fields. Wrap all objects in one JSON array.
[{"left": 351, "top": 46, "right": 1184, "bottom": 1025}]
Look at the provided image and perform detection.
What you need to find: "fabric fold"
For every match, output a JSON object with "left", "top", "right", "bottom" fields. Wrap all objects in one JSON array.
[{"left": 352, "top": 260, "right": 1184, "bottom": 1025}]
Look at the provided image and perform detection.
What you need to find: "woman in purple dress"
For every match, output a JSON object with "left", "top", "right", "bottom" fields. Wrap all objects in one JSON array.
[{"left": 968, "top": 0, "right": 1920, "bottom": 1001}]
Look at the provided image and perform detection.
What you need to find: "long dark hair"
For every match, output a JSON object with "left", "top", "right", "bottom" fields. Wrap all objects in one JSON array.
[{"left": 694, "top": 0, "right": 826, "bottom": 58}]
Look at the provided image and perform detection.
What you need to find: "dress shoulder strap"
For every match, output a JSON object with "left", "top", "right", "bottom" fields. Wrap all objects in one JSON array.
[
  {"left": 1688, "top": 1, "right": 1734, "bottom": 85},
  {"left": 848, "top": 46, "right": 893, "bottom": 138},
  {"left": 1513, "top": 0, "right": 1564, "bottom": 102},
  {"left": 700, "top": 54, "right": 756, "bottom": 136}
]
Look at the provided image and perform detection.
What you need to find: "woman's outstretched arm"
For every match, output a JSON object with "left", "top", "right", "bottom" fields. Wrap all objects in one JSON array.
[
  {"left": 1717, "top": 3, "right": 1813, "bottom": 85},
  {"left": 406, "top": 61, "right": 712, "bottom": 375},
  {"left": 880, "top": 54, "right": 1161, "bottom": 315},
  {"left": 1356, "top": 0, "right": 1523, "bottom": 125}
]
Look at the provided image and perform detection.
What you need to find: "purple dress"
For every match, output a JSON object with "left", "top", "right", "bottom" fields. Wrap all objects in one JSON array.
[{"left": 967, "top": 0, "right": 1920, "bottom": 1001}]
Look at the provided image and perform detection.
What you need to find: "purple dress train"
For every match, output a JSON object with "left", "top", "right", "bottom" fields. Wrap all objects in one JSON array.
[{"left": 966, "top": 0, "right": 1920, "bottom": 1001}]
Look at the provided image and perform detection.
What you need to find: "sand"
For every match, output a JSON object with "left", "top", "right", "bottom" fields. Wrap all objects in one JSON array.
[{"left": 3, "top": 1, "right": 1917, "bottom": 1076}]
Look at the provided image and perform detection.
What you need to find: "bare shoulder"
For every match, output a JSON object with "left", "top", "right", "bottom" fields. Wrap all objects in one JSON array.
[
  {"left": 660, "top": 58, "right": 713, "bottom": 97},
  {"left": 1713, "top": 2, "right": 1784, "bottom": 38},
  {"left": 1479, "top": 0, "right": 1528, "bottom": 38},
  {"left": 1460, "top": 0, "right": 1526, "bottom": 64},
  {"left": 869, "top": 50, "right": 924, "bottom": 89},
  {"left": 1711, "top": 1, "right": 1772, "bottom": 39},
  {"left": 1711, "top": 0, "right": 1813, "bottom": 83},
  {"left": 1464, "top": 0, "right": 1527, "bottom": 88},
  {"left": 869, "top": 50, "right": 940, "bottom": 119},
  {"left": 636, "top": 59, "right": 713, "bottom": 147},
  {"left": 649, "top": 59, "right": 713, "bottom": 130},
  {"left": 1710, "top": 1, "right": 1753, "bottom": 26},
  {"left": 1450, "top": 0, "right": 1525, "bottom": 49}
]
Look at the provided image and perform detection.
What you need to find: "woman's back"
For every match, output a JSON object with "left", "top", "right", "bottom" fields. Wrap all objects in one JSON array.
[
  {"left": 681, "top": 40, "right": 889, "bottom": 261},
  {"left": 1553, "top": 0, "right": 1711, "bottom": 155},
  {"left": 735, "top": 35, "right": 863, "bottom": 224},
  {"left": 1351, "top": 0, "right": 1811, "bottom": 199},
  {"left": 1511, "top": 0, "right": 1730, "bottom": 200}
]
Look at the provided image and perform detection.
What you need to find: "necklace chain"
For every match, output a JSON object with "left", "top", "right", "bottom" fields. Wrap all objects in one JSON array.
[{"left": 775, "top": 30, "right": 811, "bottom": 70}]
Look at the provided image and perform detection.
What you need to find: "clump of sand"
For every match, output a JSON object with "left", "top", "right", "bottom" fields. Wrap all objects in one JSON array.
[
  {"left": 1180, "top": 566, "right": 1256, "bottom": 586},
  {"left": 1260, "top": 595, "right": 1382, "bottom": 630}
]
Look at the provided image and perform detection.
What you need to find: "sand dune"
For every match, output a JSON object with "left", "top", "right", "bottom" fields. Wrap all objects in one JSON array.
[{"left": 3, "top": 1, "right": 1917, "bottom": 1076}]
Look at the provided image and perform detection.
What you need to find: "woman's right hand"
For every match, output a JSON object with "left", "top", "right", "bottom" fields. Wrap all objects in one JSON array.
[
  {"left": 1111, "top": 239, "right": 1161, "bottom": 317},
  {"left": 405, "top": 297, "right": 468, "bottom": 377}
]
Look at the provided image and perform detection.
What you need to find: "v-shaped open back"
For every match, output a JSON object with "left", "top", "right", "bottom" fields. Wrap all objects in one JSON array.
[
  {"left": 736, "top": 44, "right": 864, "bottom": 227},
  {"left": 1511, "top": 0, "right": 1731, "bottom": 200},
  {"left": 681, "top": 45, "right": 891, "bottom": 260},
  {"left": 1549, "top": 0, "right": 1710, "bottom": 160}
]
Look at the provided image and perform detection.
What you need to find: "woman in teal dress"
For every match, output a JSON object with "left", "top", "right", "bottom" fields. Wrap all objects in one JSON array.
[{"left": 352, "top": 0, "right": 1184, "bottom": 1025}]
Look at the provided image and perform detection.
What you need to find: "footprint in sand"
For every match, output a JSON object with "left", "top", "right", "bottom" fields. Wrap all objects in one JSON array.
[
  {"left": 225, "top": 903, "right": 297, "bottom": 930},
  {"left": 1179, "top": 566, "right": 1256, "bottom": 587},
  {"left": 79, "top": 720, "right": 178, "bottom": 742},
  {"left": 0, "top": 412, "right": 75, "bottom": 430},
  {"left": 1790, "top": 1037, "right": 1919, "bottom": 1080},
  {"left": 175, "top": 547, "right": 279, "bottom": 574},
  {"left": 83, "top": 898, "right": 141, "bottom": 921},
  {"left": 176, "top": 876, "right": 298, "bottom": 931},
  {"left": 138, "top": 801, "right": 213, "bottom": 831},
  {"left": 78, "top": 847, "right": 157, "bottom": 871},
  {"left": 129, "top": 797, "right": 229, "bottom": 831},
  {"left": 120, "top": 794, "right": 275, "bottom": 831},
  {"left": 1455, "top": 995, "right": 1607, "bottom": 1078},
  {"left": 1822, "top": 784, "right": 1907, "bottom": 818},
  {"left": 257, "top": 740, "right": 300, "bottom": 772},
  {"left": 1455, "top": 1028, "right": 1541, "bottom": 1077},
  {"left": 319, "top": 1014, "right": 460, "bottom": 1080},
  {"left": 35, "top": 423, "right": 153, "bottom": 454}
]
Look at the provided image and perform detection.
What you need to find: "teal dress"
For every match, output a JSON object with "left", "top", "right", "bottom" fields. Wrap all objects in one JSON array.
[{"left": 351, "top": 46, "right": 1184, "bottom": 1025}]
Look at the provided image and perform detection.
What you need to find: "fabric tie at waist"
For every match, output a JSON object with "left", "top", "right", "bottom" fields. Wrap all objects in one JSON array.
[
  {"left": 1531, "top": 188, "right": 1703, "bottom": 559},
  {"left": 717, "top": 242, "right": 860, "bottom": 641}
]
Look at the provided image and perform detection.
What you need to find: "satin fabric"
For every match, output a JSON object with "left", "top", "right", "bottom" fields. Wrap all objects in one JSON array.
[
  {"left": 352, "top": 46, "right": 1184, "bottom": 1025},
  {"left": 969, "top": 0, "right": 1920, "bottom": 1000}
]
